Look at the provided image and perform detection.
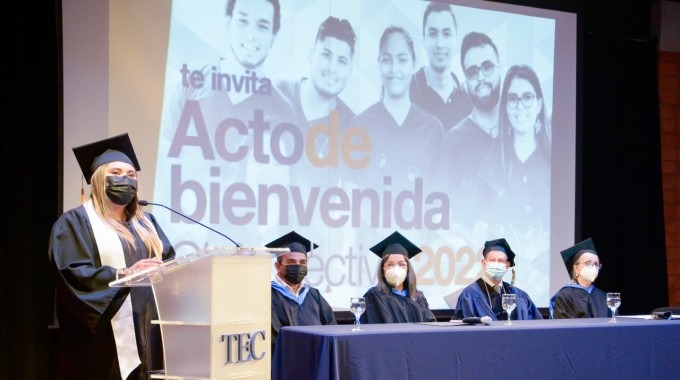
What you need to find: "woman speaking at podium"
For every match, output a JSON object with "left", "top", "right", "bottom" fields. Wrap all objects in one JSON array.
[{"left": 48, "top": 133, "right": 176, "bottom": 380}]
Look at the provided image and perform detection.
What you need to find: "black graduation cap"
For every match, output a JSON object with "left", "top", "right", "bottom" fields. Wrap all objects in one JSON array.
[
  {"left": 483, "top": 238, "right": 516, "bottom": 267},
  {"left": 265, "top": 231, "right": 319, "bottom": 257},
  {"left": 72, "top": 133, "right": 140, "bottom": 184},
  {"left": 369, "top": 231, "right": 422, "bottom": 259},
  {"left": 560, "top": 238, "right": 597, "bottom": 272}
]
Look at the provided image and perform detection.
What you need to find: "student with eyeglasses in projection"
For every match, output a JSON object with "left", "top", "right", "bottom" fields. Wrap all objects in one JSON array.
[
  {"left": 476, "top": 64, "right": 552, "bottom": 236},
  {"left": 441, "top": 31, "right": 503, "bottom": 228}
]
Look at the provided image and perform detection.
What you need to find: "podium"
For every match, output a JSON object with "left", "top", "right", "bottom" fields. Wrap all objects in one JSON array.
[{"left": 110, "top": 246, "right": 287, "bottom": 380}]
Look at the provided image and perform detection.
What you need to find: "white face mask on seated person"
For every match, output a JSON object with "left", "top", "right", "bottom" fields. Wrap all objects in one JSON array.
[
  {"left": 385, "top": 266, "right": 407, "bottom": 287},
  {"left": 578, "top": 264, "right": 599, "bottom": 283},
  {"left": 483, "top": 249, "right": 510, "bottom": 281},
  {"left": 485, "top": 262, "right": 507, "bottom": 281}
]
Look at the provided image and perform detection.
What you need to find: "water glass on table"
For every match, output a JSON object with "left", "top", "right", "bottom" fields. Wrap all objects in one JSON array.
[
  {"left": 502, "top": 294, "right": 517, "bottom": 325},
  {"left": 606, "top": 292, "right": 621, "bottom": 323},
  {"left": 350, "top": 297, "right": 366, "bottom": 331}
]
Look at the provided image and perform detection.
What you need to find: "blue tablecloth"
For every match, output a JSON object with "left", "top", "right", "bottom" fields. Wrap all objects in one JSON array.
[{"left": 272, "top": 317, "right": 680, "bottom": 379}]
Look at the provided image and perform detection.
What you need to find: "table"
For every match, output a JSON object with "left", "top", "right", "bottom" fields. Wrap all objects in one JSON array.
[{"left": 272, "top": 318, "right": 680, "bottom": 379}]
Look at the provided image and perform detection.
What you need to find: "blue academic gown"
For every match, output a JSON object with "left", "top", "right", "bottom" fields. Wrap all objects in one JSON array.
[{"left": 454, "top": 278, "right": 543, "bottom": 320}]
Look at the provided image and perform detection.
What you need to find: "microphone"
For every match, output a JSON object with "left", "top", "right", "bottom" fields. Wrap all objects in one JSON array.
[
  {"left": 139, "top": 200, "right": 241, "bottom": 247},
  {"left": 461, "top": 316, "right": 492, "bottom": 325}
]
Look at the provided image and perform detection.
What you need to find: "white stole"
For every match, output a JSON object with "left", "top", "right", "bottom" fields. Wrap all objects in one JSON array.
[{"left": 85, "top": 200, "right": 141, "bottom": 379}]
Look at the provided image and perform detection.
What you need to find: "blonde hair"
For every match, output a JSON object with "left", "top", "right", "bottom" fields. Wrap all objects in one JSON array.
[{"left": 88, "top": 164, "right": 163, "bottom": 259}]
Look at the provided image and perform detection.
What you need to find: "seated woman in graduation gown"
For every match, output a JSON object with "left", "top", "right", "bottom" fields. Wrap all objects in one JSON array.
[
  {"left": 266, "top": 231, "right": 337, "bottom": 349},
  {"left": 361, "top": 231, "right": 436, "bottom": 324},
  {"left": 549, "top": 238, "right": 610, "bottom": 319},
  {"left": 454, "top": 238, "right": 542, "bottom": 321}
]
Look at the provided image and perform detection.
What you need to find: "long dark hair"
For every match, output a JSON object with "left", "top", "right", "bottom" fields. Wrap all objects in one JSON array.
[
  {"left": 497, "top": 64, "right": 552, "bottom": 181},
  {"left": 375, "top": 253, "right": 419, "bottom": 301}
]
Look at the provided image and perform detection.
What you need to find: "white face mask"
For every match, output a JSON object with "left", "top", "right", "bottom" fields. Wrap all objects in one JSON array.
[
  {"left": 385, "top": 266, "right": 407, "bottom": 287},
  {"left": 578, "top": 265, "right": 599, "bottom": 283},
  {"left": 485, "top": 262, "right": 507, "bottom": 281}
]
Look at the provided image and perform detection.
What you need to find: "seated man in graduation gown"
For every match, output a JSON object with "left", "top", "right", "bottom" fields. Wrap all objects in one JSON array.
[
  {"left": 454, "top": 238, "right": 542, "bottom": 320},
  {"left": 361, "top": 231, "right": 437, "bottom": 324},
  {"left": 266, "top": 231, "right": 336, "bottom": 350},
  {"left": 549, "top": 238, "right": 610, "bottom": 318}
]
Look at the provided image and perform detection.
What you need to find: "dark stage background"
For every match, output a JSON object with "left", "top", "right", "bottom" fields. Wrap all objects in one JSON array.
[{"left": 1, "top": 1, "right": 668, "bottom": 379}]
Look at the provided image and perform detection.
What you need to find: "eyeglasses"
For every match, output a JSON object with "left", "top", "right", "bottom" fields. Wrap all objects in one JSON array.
[
  {"left": 506, "top": 92, "right": 536, "bottom": 109},
  {"left": 464, "top": 60, "right": 497, "bottom": 80},
  {"left": 384, "top": 262, "right": 408, "bottom": 269},
  {"left": 575, "top": 261, "right": 602, "bottom": 270}
]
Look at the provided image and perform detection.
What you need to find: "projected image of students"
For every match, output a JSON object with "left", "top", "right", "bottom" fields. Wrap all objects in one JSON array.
[
  {"left": 163, "top": 0, "right": 295, "bottom": 133},
  {"left": 442, "top": 32, "right": 502, "bottom": 226},
  {"left": 457, "top": 64, "right": 553, "bottom": 306},
  {"left": 277, "top": 16, "right": 357, "bottom": 142},
  {"left": 154, "top": 0, "right": 297, "bottom": 244},
  {"left": 276, "top": 16, "right": 357, "bottom": 186},
  {"left": 158, "top": 0, "right": 296, "bottom": 156},
  {"left": 478, "top": 64, "right": 551, "bottom": 231},
  {"left": 350, "top": 25, "right": 443, "bottom": 192},
  {"left": 410, "top": 2, "right": 471, "bottom": 134}
]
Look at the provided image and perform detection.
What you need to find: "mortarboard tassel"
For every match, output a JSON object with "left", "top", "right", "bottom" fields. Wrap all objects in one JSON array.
[
  {"left": 80, "top": 176, "right": 86, "bottom": 204},
  {"left": 509, "top": 267, "right": 516, "bottom": 288}
]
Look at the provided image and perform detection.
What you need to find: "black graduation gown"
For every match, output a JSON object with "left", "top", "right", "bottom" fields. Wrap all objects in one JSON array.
[
  {"left": 271, "top": 286, "right": 337, "bottom": 350},
  {"left": 361, "top": 286, "right": 436, "bottom": 324},
  {"left": 49, "top": 205, "right": 175, "bottom": 380},
  {"left": 550, "top": 285, "right": 610, "bottom": 319}
]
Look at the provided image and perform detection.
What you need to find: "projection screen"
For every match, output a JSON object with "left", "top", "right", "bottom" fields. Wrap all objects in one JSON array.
[{"left": 62, "top": 0, "right": 577, "bottom": 310}]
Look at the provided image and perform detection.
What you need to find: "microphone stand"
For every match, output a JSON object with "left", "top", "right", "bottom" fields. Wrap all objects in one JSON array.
[{"left": 139, "top": 200, "right": 241, "bottom": 247}]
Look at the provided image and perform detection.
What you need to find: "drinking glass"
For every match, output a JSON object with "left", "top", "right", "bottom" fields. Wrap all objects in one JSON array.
[
  {"left": 502, "top": 294, "right": 517, "bottom": 325},
  {"left": 606, "top": 292, "right": 621, "bottom": 323},
  {"left": 350, "top": 297, "right": 366, "bottom": 331}
]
